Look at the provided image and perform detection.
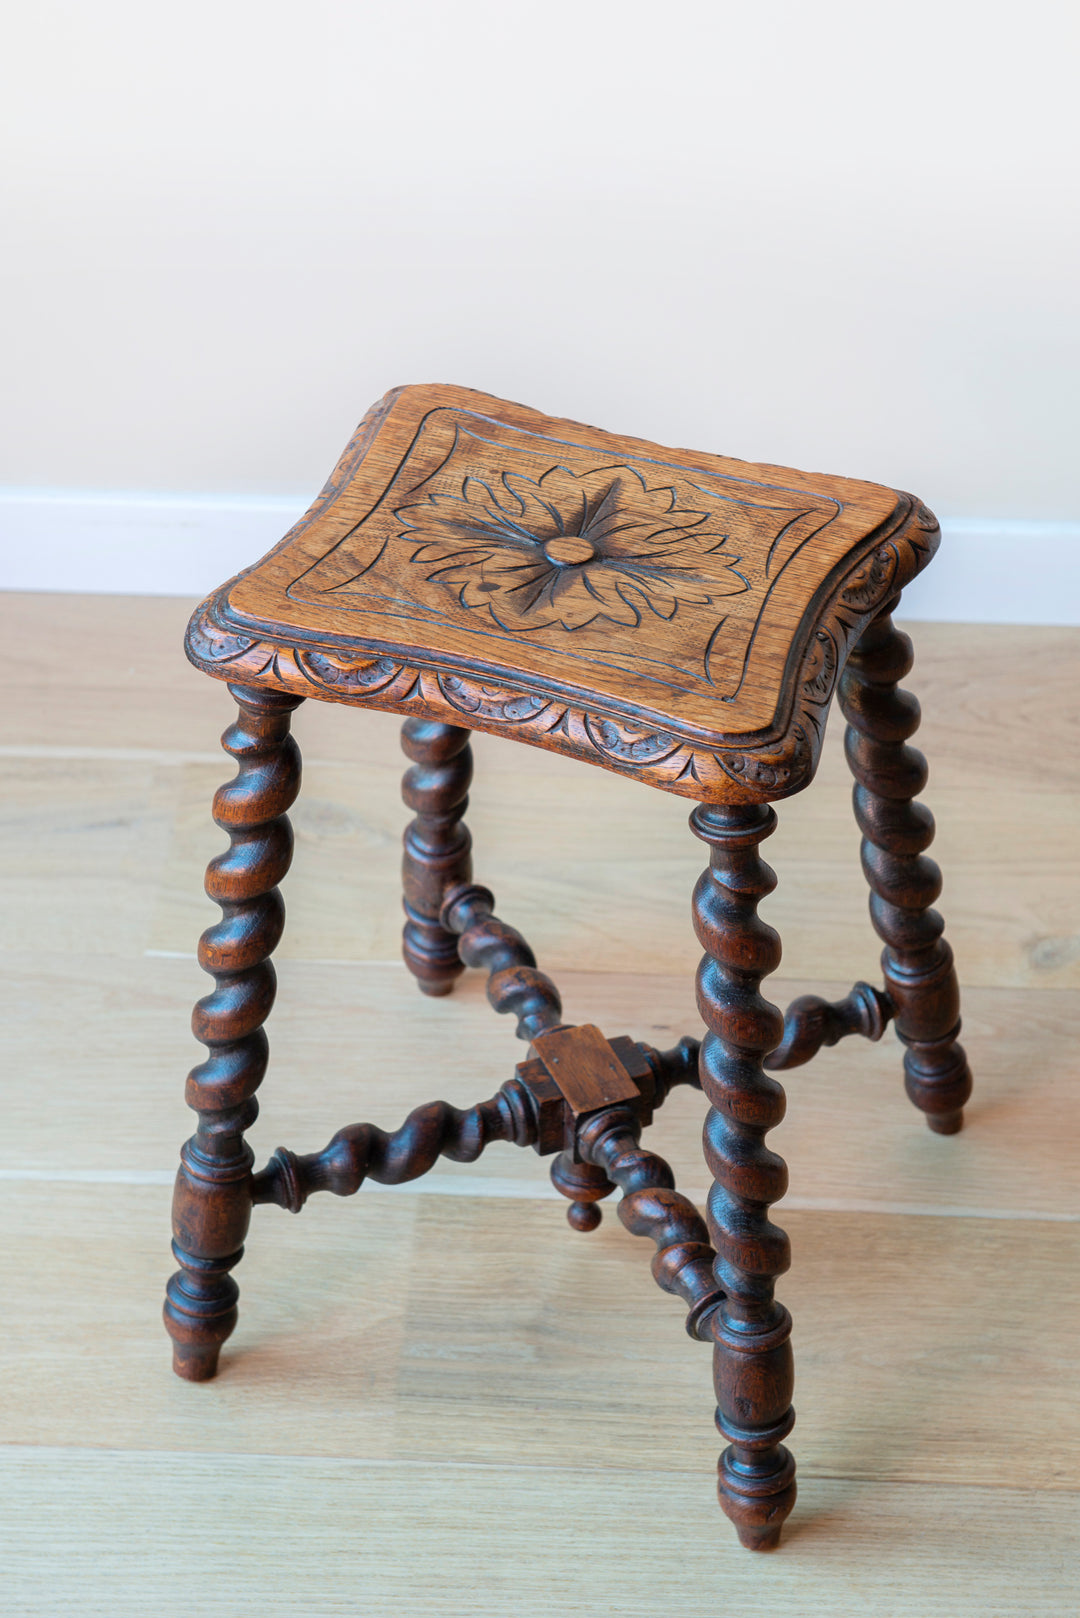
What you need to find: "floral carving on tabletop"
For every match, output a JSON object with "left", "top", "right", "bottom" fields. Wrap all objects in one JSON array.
[{"left": 395, "top": 465, "right": 750, "bottom": 633}]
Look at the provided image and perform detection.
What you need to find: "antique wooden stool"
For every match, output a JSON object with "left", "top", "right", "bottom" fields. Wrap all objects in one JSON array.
[{"left": 164, "top": 384, "right": 972, "bottom": 1550}]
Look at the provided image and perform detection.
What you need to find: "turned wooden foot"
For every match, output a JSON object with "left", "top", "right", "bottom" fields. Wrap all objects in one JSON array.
[
  {"left": 840, "top": 605, "right": 973, "bottom": 1132},
  {"left": 691, "top": 804, "right": 795, "bottom": 1550},
  {"left": 166, "top": 1240, "right": 244, "bottom": 1380},
  {"left": 163, "top": 684, "right": 303, "bottom": 1378},
  {"left": 400, "top": 719, "right": 473, "bottom": 995}
]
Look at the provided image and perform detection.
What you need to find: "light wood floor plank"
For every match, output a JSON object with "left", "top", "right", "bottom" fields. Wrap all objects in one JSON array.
[
  {"left": 2, "top": 953, "right": 1077, "bottom": 1218},
  {"left": 1, "top": 1184, "right": 1077, "bottom": 1494},
  {"left": 5, "top": 594, "right": 1079, "bottom": 789},
  {"left": 3, "top": 741, "right": 1078, "bottom": 986},
  {"left": 0, "top": 758, "right": 179, "bottom": 957},
  {"left": 3, "top": 593, "right": 1078, "bottom": 1604},
  {"left": 2, "top": 1446, "right": 1076, "bottom": 1618},
  {"left": 5, "top": 596, "right": 1079, "bottom": 984}
]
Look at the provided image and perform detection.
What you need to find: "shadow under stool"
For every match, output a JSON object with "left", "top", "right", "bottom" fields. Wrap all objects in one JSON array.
[{"left": 163, "top": 384, "right": 973, "bottom": 1551}]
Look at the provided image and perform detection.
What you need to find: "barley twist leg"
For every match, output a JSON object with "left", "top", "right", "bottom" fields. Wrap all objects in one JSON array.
[
  {"left": 840, "top": 607, "right": 973, "bottom": 1133},
  {"left": 691, "top": 803, "right": 795, "bottom": 1551},
  {"left": 163, "top": 684, "right": 303, "bottom": 1380},
  {"left": 401, "top": 719, "right": 473, "bottom": 995}
]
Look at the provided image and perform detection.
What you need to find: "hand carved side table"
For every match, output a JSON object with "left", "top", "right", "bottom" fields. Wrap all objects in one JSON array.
[{"left": 164, "top": 384, "right": 972, "bottom": 1550}]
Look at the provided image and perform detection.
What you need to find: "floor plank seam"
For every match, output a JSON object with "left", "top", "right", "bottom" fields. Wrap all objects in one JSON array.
[
  {"left": 0, "top": 1443, "right": 706, "bottom": 1480},
  {"left": 3, "top": 1445, "right": 1075, "bottom": 1498},
  {"left": 803, "top": 1471, "right": 1080, "bottom": 1495},
  {"left": 2, "top": 1168, "right": 1075, "bottom": 1223},
  {"left": 143, "top": 950, "right": 408, "bottom": 967},
  {"left": 0, "top": 744, "right": 360, "bottom": 767}
]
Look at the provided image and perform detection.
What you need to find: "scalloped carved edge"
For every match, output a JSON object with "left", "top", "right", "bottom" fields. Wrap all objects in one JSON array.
[{"left": 184, "top": 494, "right": 938, "bottom": 804}]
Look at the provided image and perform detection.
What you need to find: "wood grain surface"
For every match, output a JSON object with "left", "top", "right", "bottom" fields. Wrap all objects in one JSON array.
[
  {"left": 5, "top": 1449, "right": 1077, "bottom": 1618},
  {"left": 219, "top": 384, "right": 903, "bottom": 734},
  {"left": 185, "top": 385, "right": 941, "bottom": 802},
  {"left": 1, "top": 591, "right": 1078, "bottom": 1613}
]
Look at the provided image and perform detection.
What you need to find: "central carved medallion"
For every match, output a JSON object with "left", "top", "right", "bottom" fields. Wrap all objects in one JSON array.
[
  {"left": 396, "top": 464, "right": 750, "bottom": 633},
  {"left": 542, "top": 532, "right": 597, "bottom": 567}
]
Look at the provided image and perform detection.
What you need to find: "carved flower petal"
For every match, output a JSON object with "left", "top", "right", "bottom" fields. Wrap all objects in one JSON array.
[
  {"left": 500, "top": 472, "right": 571, "bottom": 536},
  {"left": 536, "top": 462, "right": 627, "bottom": 507},
  {"left": 480, "top": 553, "right": 553, "bottom": 587},
  {"left": 605, "top": 519, "right": 721, "bottom": 558},
  {"left": 608, "top": 542, "right": 750, "bottom": 596},
  {"left": 614, "top": 575, "right": 678, "bottom": 620},
  {"left": 462, "top": 474, "right": 506, "bottom": 510},
  {"left": 457, "top": 575, "right": 522, "bottom": 611},
  {"left": 410, "top": 541, "right": 497, "bottom": 568},
  {"left": 584, "top": 489, "right": 710, "bottom": 551},
  {"left": 680, "top": 561, "right": 749, "bottom": 597},
  {"left": 543, "top": 565, "right": 641, "bottom": 628},
  {"left": 434, "top": 553, "right": 549, "bottom": 598},
  {"left": 399, "top": 503, "right": 518, "bottom": 547},
  {"left": 399, "top": 482, "right": 547, "bottom": 551}
]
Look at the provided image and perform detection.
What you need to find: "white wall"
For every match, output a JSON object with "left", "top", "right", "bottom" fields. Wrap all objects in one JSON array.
[
  {"left": 1, "top": 1, "right": 1078, "bottom": 603},
  {"left": 2, "top": 490, "right": 1078, "bottom": 623}
]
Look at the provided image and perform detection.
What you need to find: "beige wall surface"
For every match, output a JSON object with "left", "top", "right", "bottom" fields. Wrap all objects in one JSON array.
[{"left": 2, "top": 0, "right": 1077, "bottom": 516}]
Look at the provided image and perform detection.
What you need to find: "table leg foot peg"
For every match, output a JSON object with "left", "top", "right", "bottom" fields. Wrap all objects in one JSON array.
[
  {"left": 718, "top": 1446, "right": 798, "bottom": 1551},
  {"left": 904, "top": 1028, "right": 972, "bottom": 1132},
  {"left": 168, "top": 1337, "right": 227, "bottom": 1383},
  {"left": 550, "top": 1152, "right": 615, "bottom": 1230},
  {"left": 401, "top": 909, "right": 465, "bottom": 995},
  {"left": 163, "top": 1249, "right": 242, "bottom": 1381}
]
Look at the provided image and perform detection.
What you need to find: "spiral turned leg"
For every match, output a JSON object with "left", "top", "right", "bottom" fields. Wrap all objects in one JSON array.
[
  {"left": 840, "top": 607, "right": 973, "bottom": 1134},
  {"left": 691, "top": 804, "right": 795, "bottom": 1551},
  {"left": 163, "top": 684, "right": 303, "bottom": 1380},
  {"left": 401, "top": 719, "right": 473, "bottom": 996}
]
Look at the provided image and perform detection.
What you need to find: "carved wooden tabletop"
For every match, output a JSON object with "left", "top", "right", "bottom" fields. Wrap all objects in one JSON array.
[{"left": 187, "top": 384, "right": 939, "bottom": 801}]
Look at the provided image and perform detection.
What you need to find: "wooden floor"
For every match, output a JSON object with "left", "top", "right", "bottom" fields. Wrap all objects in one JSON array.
[{"left": 2, "top": 594, "right": 1078, "bottom": 1616}]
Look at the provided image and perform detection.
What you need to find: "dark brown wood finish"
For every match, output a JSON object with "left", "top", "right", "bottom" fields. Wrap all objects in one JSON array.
[
  {"left": 253, "top": 1083, "right": 540, "bottom": 1210},
  {"left": 166, "top": 385, "right": 974, "bottom": 1553},
  {"left": 441, "top": 881, "right": 564, "bottom": 1040},
  {"left": 548, "top": 1154, "right": 616, "bottom": 1231},
  {"left": 576, "top": 1105, "right": 723, "bottom": 1336},
  {"left": 163, "top": 684, "right": 303, "bottom": 1379},
  {"left": 400, "top": 718, "right": 473, "bottom": 995},
  {"left": 841, "top": 606, "right": 973, "bottom": 1132},
  {"left": 250, "top": 1030, "right": 701, "bottom": 1226},
  {"left": 691, "top": 803, "right": 795, "bottom": 1550},
  {"left": 765, "top": 979, "right": 893, "bottom": 1071}
]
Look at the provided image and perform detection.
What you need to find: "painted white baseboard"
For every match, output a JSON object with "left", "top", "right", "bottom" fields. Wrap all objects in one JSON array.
[
  {"left": 0, "top": 489, "right": 304, "bottom": 599},
  {"left": 1, "top": 489, "right": 1078, "bottom": 624},
  {"left": 897, "top": 518, "right": 1080, "bottom": 625}
]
